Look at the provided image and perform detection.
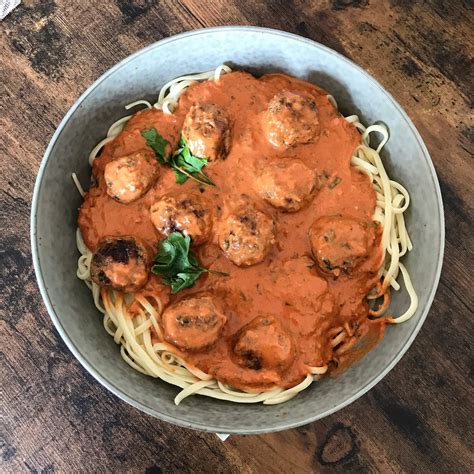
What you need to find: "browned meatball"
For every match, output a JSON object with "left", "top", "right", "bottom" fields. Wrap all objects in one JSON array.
[
  {"left": 91, "top": 236, "right": 151, "bottom": 292},
  {"left": 182, "top": 103, "right": 230, "bottom": 160},
  {"left": 104, "top": 149, "right": 159, "bottom": 204},
  {"left": 150, "top": 193, "right": 212, "bottom": 245},
  {"left": 218, "top": 206, "right": 275, "bottom": 266},
  {"left": 263, "top": 90, "right": 320, "bottom": 148},
  {"left": 255, "top": 159, "right": 318, "bottom": 212},
  {"left": 233, "top": 316, "right": 295, "bottom": 371},
  {"left": 309, "top": 216, "right": 374, "bottom": 276},
  {"left": 161, "top": 295, "right": 227, "bottom": 351}
]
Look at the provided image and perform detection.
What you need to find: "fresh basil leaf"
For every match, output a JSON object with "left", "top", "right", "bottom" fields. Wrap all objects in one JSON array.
[{"left": 141, "top": 128, "right": 169, "bottom": 164}]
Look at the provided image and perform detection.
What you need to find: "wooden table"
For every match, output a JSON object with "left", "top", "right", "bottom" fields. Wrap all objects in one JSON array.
[{"left": 2, "top": 1, "right": 473, "bottom": 472}]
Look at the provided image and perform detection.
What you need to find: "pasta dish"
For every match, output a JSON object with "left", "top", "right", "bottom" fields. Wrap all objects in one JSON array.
[{"left": 74, "top": 66, "right": 417, "bottom": 405}]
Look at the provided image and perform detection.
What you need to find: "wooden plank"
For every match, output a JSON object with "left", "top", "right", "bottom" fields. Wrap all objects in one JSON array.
[{"left": 1, "top": 0, "right": 472, "bottom": 472}]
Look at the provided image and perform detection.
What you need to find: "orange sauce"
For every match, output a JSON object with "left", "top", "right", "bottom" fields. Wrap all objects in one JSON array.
[{"left": 78, "top": 72, "right": 386, "bottom": 391}]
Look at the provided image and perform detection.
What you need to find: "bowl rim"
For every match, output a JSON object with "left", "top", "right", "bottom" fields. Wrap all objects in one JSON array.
[{"left": 30, "top": 25, "right": 445, "bottom": 434}]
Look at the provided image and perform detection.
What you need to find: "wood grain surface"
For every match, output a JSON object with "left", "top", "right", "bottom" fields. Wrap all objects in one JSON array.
[{"left": 1, "top": 1, "right": 473, "bottom": 472}]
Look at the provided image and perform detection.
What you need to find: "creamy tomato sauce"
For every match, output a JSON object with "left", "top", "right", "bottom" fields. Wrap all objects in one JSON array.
[{"left": 79, "top": 72, "right": 386, "bottom": 391}]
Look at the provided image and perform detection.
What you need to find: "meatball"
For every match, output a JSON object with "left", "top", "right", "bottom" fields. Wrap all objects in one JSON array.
[
  {"left": 104, "top": 149, "right": 159, "bottom": 204},
  {"left": 309, "top": 216, "right": 374, "bottom": 276},
  {"left": 150, "top": 193, "right": 212, "bottom": 245},
  {"left": 182, "top": 103, "right": 230, "bottom": 161},
  {"left": 255, "top": 159, "right": 318, "bottom": 212},
  {"left": 90, "top": 236, "right": 151, "bottom": 292},
  {"left": 233, "top": 316, "right": 295, "bottom": 371},
  {"left": 162, "top": 295, "right": 227, "bottom": 351},
  {"left": 263, "top": 90, "right": 320, "bottom": 148},
  {"left": 218, "top": 206, "right": 275, "bottom": 266}
]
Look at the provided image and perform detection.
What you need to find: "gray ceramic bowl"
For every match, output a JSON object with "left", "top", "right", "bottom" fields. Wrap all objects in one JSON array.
[{"left": 31, "top": 26, "right": 444, "bottom": 434}]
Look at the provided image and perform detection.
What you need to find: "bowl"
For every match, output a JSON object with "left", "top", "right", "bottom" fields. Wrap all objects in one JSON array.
[{"left": 31, "top": 26, "right": 444, "bottom": 434}]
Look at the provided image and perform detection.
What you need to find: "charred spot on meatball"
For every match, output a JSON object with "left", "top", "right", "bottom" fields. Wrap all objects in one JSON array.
[
  {"left": 309, "top": 216, "right": 375, "bottom": 276},
  {"left": 150, "top": 193, "right": 212, "bottom": 245},
  {"left": 255, "top": 159, "right": 318, "bottom": 212},
  {"left": 218, "top": 206, "right": 275, "bottom": 266},
  {"left": 263, "top": 90, "right": 321, "bottom": 148},
  {"left": 161, "top": 295, "right": 227, "bottom": 351},
  {"left": 91, "top": 236, "right": 151, "bottom": 292},
  {"left": 233, "top": 316, "right": 295, "bottom": 371},
  {"left": 104, "top": 149, "right": 159, "bottom": 204},
  {"left": 182, "top": 103, "right": 230, "bottom": 161}
]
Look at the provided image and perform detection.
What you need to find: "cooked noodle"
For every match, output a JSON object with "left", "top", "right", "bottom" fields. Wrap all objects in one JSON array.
[
  {"left": 344, "top": 113, "right": 418, "bottom": 322},
  {"left": 74, "top": 66, "right": 417, "bottom": 405}
]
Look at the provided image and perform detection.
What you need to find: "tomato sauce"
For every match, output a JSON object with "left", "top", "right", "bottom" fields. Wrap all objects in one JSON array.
[{"left": 78, "top": 72, "right": 386, "bottom": 391}]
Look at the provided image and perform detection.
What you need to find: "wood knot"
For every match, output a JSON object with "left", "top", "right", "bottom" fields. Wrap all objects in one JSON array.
[
  {"left": 332, "top": 0, "right": 369, "bottom": 10},
  {"left": 317, "top": 422, "right": 359, "bottom": 466},
  {"left": 145, "top": 467, "right": 162, "bottom": 474}
]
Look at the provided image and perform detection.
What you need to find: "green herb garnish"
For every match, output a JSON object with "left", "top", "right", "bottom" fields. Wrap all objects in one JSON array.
[
  {"left": 170, "top": 136, "right": 216, "bottom": 186},
  {"left": 141, "top": 128, "right": 169, "bottom": 164},
  {"left": 152, "top": 232, "right": 227, "bottom": 293},
  {"left": 141, "top": 128, "right": 215, "bottom": 186}
]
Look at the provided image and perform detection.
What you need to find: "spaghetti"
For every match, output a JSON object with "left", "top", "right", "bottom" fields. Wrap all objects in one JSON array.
[{"left": 74, "top": 66, "right": 417, "bottom": 405}]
